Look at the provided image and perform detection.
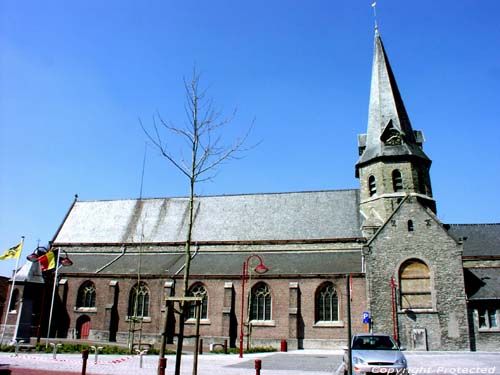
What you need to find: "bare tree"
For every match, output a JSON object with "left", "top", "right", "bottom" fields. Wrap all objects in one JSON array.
[{"left": 142, "top": 68, "right": 252, "bottom": 375}]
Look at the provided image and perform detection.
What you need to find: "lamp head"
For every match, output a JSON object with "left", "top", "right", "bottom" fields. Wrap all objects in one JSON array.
[{"left": 254, "top": 263, "right": 269, "bottom": 274}]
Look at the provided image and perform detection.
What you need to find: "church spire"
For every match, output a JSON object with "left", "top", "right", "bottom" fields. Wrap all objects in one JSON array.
[
  {"left": 355, "top": 29, "right": 430, "bottom": 177},
  {"left": 355, "top": 28, "right": 436, "bottom": 230}
]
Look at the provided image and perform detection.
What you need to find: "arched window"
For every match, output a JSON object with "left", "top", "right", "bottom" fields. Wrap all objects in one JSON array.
[
  {"left": 9, "top": 289, "right": 19, "bottom": 312},
  {"left": 77, "top": 281, "right": 96, "bottom": 308},
  {"left": 128, "top": 282, "right": 150, "bottom": 318},
  {"left": 187, "top": 283, "right": 208, "bottom": 320},
  {"left": 316, "top": 283, "right": 339, "bottom": 322},
  {"left": 368, "top": 175, "right": 376, "bottom": 196},
  {"left": 250, "top": 283, "right": 272, "bottom": 321},
  {"left": 399, "top": 259, "right": 432, "bottom": 310},
  {"left": 392, "top": 170, "right": 403, "bottom": 192},
  {"left": 407, "top": 220, "right": 414, "bottom": 232}
]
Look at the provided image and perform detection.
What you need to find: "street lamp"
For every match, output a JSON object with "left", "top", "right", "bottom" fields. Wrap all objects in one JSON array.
[{"left": 239, "top": 254, "right": 269, "bottom": 358}]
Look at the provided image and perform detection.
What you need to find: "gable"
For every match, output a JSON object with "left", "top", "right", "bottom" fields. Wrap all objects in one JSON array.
[{"left": 367, "top": 196, "right": 458, "bottom": 249}]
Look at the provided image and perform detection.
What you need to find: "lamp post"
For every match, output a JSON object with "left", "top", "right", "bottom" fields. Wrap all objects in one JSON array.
[
  {"left": 390, "top": 276, "right": 399, "bottom": 343},
  {"left": 239, "top": 254, "right": 269, "bottom": 358}
]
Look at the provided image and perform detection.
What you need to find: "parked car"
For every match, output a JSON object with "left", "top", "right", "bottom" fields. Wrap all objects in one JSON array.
[{"left": 343, "top": 333, "right": 407, "bottom": 375}]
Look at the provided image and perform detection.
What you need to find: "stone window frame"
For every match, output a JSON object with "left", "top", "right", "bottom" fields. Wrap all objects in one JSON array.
[
  {"left": 185, "top": 282, "right": 210, "bottom": 324},
  {"left": 76, "top": 280, "right": 96, "bottom": 309},
  {"left": 398, "top": 258, "right": 435, "bottom": 312},
  {"left": 313, "top": 281, "right": 344, "bottom": 328},
  {"left": 127, "top": 281, "right": 151, "bottom": 319},
  {"left": 249, "top": 282, "right": 273, "bottom": 323}
]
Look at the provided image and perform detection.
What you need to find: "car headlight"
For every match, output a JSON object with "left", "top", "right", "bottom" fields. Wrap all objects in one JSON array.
[
  {"left": 394, "top": 357, "right": 407, "bottom": 366},
  {"left": 353, "top": 356, "right": 366, "bottom": 365}
]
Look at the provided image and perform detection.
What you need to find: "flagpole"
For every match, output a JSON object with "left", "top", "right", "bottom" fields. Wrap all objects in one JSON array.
[
  {"left": 0, "top": 236, "right": 24, "bottom": 345},
  {"left": 45, "top": 248, "right": 61, "bottom": 348}
]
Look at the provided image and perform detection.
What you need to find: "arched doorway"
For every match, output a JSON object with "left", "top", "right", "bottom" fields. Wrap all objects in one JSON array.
[{"left": 76, "top": 315, "right": 91, "bottom": 340}]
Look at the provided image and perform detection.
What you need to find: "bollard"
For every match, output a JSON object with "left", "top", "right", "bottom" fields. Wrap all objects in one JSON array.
[
  {"left": 135, "top": 349, "right": 148, "bottom": 368},
  {"left": 50, "top": 342, "right": 62, "bottom": 359},
  {"left": 14, "top": 339, "right": 24, "bottom": 357},
  {"left": 280, "top": 339, "right": 288, "bottom": 352},
  {"left": 90, "top": 345, "right": 103, "bottom": 364},
  {"left": 255, "top": 359, "right": 262, "bottom": 375},
  {"left": 158, "top": 357, "right": 167, "bottom": 375},
  {"left": 224, "top": 339, "right": 228, "bottom": 354},
  {"left": 82, "top": 349, "right": 89, "bottom": 375},
  {"left": 199, "top": 338, "right": 203, "bottom": 355}
]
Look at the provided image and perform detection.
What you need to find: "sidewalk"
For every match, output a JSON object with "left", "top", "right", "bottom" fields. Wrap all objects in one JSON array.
[
  {"left": 1, "top": 350, "right": 500, "bottom": 375},
  {"left": 0, "top": 350, "right": 340, "bottom": 375}
]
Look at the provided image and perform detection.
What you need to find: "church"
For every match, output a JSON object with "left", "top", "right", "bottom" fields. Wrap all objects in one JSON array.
[{"left": 3, "top": 27, "right": 499, "bottom": 352}]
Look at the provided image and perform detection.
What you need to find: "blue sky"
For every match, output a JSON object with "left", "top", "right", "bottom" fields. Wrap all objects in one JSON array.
[{"left": 1, "top": 1, "right": 499, "bottom": 277}]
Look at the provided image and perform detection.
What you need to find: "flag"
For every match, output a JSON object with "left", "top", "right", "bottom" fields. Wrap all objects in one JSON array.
[
  {"left": 39, "top": 251, "right": 56, "bottom": 271},
  {"left": 0, "top": 242, "right": 23, "bottom": 260}
]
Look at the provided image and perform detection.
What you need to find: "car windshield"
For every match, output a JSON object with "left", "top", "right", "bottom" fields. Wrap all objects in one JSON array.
[{"left": 352, "top": 336, "right": 398, "bottom": 350}]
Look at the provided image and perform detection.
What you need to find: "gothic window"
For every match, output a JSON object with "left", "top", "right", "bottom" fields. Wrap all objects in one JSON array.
[
  {"left": 392, "top": 170, "right": 403, "bottom": 192},
  {"left": 407, "top": 220, "right": 414, "bottom": 232},
  {"left": 316, "top": 283, "right": 339, "bottom": 322},
  {"left": 250, "top": 283, "right": 272, "bottom": 321},
  {"left": 187, "top": 283, "right": 208, "bottom": 320},
  {"left": 77, "top": 281, "right": 96, "bottom": 308},
  {"left": 399, "top": 259, "right": 432, "bottom": 310},
  {"left": 128, "top": 282, "right": 150, "bottom": 318},
  {"left": 477, "top": 308, "right": 499, "bottom": 329},
  {"left": 368, "top": 175, "right": 376, "bottom": 196}
]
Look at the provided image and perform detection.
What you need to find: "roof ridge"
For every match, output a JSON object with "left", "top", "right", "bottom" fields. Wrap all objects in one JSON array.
[{"left": 74, "top": 189, "right": 361, "bottom": 203}]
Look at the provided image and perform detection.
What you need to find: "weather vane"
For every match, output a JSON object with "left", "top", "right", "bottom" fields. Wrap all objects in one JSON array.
[{"left": 372, "top": 1, "right": 378, "bottom": 29}]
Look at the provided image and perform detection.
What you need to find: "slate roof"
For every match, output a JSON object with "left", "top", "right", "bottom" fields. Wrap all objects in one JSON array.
[
  {"left": 446, "top": 223, "right": 500, "bottom": 257},
  {"left": 58, "top": 250, "right": 363, "bottom": 277},
  {"left": 12, "top": 261, "right": 45, "bottom": 284},
  {"left": 54, "top": 190, "right": 363, "bottom": 244},
  {"left": 464, "top": 268, "right": 500, "bottom": 300},
  {"left": 356, "top": 29, "right": 430, "bottom": 173}
]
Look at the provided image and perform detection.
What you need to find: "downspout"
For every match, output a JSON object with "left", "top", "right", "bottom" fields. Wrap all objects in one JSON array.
[
  {"left": 173, "top": 243, "right": 200, "bottom": 277},
  {"left": 95, "top": 245, "right": 126, "bottom": 274}
]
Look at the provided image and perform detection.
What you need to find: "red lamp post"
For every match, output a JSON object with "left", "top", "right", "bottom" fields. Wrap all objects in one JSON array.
[
  {"left": 239, "top": 254, "right": 269, "bottom": 358},
  {"left": 390, "top": 276, "right": 399, "bottom": 343}
]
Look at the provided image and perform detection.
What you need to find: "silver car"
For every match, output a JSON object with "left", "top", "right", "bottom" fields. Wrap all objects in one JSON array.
[{"left": 343, "top": 333, "right": 407, "bottom": 375}]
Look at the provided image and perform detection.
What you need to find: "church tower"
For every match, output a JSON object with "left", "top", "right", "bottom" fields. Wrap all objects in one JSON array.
[{"left": 356, "top": 28, "right": 436, "bottom": 235}]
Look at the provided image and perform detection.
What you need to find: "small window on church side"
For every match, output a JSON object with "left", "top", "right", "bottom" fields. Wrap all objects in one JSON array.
[
  {"left": 392, "top": 170, "right": 403, "bottom": 192},
  {"left": 407, "top": 220, "right": 414, "bottom": 232},
  {"left": 368, "top": 175, "right": 376, "bottom": 196}
]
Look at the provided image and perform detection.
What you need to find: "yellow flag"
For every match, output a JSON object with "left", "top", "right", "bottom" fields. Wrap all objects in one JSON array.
[{"left": 0, "top": 242, "right": 23, "bottom": 260}]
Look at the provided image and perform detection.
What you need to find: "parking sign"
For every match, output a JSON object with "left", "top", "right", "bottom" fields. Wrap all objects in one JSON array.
[{"left": 362, "top": 311, "right": 370, "bottom": 324}]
